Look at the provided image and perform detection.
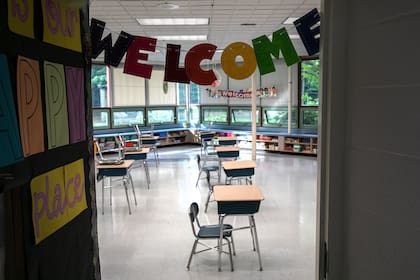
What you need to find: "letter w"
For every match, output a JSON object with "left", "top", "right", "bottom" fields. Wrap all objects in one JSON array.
[{"left": 90, "top": 18, "right": 133, "bottom": 66}]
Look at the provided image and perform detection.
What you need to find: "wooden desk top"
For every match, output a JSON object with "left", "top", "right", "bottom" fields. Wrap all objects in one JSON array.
[
  {"left": 96, "top": 159, "right": 134, "bottom": 169},
  {"left": 216, "top": 146, "right": 240, "bottom": 152},
  {"left": 217, "top": 136, "right": 237, "bottom": 141},
  {"left": 213, "top": 185, "right": 264, "bottom": 201},
  {"left": 125, "top": 147, "right": 150, "bottom": 155},
  {"left": 222, "top": 160, "right": 256, "bottom": 170}
]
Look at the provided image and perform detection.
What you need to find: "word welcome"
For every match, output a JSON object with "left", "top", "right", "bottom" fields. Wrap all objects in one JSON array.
[
  {"left": 91, "top": 8, "right": 320, "bottom": 86},
  {"left": 31, "top": 159, "right": 87, "bottom": 244},
  {"left": 207, "top": 87, "right": 277, "bottom": 98}
]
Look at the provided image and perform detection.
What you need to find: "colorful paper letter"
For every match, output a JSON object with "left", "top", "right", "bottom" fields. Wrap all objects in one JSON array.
[
  {"left": 44, "top": 61, "right": 69, "bottom": 149},
  {"left": 164, "top": 44, "right": 189, "bottom": 83},
  {"left": 185, "top": 43, "right": 217, "bottom": 85},
  {"left": 294, "top": 8, "right": 320, "bottom": 56},
  {"left": 65, "top": 66, "right": 86, "bottom": 143},
  {"left": 42, "top": 0, "right": 82, "bottom": 52},
  {"left": 17, "top": 56, "right": 45, "bottom": 157},
  {"left": 31, "top": 159, "right": 87, "bottom": 244},
  {"left": 90, "top": 18, "right": 134, "bottom": 66},
  {"left": 0, "top": 54, "right": 23, "bottom": 167},
  {"left": 252, "top": 28, "right": 301, "bottom": 74},
  {"left": 123, "top": 36, "right": 157, "bottom": 79},
  {"left": 8, "top": 0, "right": 34, "bottom": 38},
  {"left": 221, "top": 42, "right": 257, "bottom": 80}
]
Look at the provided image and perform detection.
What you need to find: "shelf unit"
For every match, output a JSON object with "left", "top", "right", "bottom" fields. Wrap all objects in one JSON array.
[{"left": 234, "top": 133, "right": 318, "bottom": 156}]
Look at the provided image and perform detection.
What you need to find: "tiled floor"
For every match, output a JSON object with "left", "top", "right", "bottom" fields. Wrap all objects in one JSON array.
[{"left": 96, "top": 145, "right": 318, "bottom": 280}]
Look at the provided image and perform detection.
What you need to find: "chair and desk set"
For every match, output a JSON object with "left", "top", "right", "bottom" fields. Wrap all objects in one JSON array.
[
  {"left": 189, "top": 133, "right": 264, "bottom": 272},
  {"left": 95, "top": 126, "right": 155, "bottom": 215}
]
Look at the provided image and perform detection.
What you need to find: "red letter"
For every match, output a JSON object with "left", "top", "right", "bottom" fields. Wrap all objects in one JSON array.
[
  {"left": 185, "top": 43, "right": 217, "bottom": 85},
  {"left": 164, "top": 44, "right": 189, "bottom": 83},
  {"left": 124, "top": 36, "right": 157, "bottom": 79}
]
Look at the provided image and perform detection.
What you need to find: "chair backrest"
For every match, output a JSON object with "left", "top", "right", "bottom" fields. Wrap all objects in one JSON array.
[
  {"left": 134, "top": 125, "right": 143, "bottom": 146},
  {"left": 188, "top": 202, "right": 201, "bottom": 237}
]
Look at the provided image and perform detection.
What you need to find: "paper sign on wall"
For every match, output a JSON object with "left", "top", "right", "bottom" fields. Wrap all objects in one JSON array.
[
  {"left": 0, "top": 54, "right": 24, "bottom": 167},
  {"left": 44, "top": 61, "right": 69, "bottom": 149},
  {"left": 65, "top": 66, "right": 86, "bottom": 143},
  {"left": 31, "top": 159, "right": 87, "bottom": 244},
  {"left": 8, "top": 0, "right": 35, "bottom": 38},
  {"left": 42, "top": 0, "right": 82, "bottom": 52},
  {"left": 17, "top": 56, "right": 45, "bottom": 156}
]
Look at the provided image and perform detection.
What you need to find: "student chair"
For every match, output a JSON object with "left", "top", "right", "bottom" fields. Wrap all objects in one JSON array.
[
  {"left": 139, "top": 125, "right": 160, "bottom": 167},
  {"left": 187, "top": 202, "right": 235, "bottom": 271},
  {"left": 195, "top": 154, "right": 219, "bottom": 188}
]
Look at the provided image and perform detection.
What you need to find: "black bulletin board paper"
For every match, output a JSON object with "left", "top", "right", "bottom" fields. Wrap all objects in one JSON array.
[{"left": 0, "top": 0, "right": 98, "bottom": 279}]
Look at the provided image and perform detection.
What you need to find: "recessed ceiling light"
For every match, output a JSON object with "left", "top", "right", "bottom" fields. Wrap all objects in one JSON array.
[
  {"left": 282, "top": 17, "right": 300, "bottom": 25},
  {"left": 156, "top": 2, "right": 179, "bottom": 10},
  {"left": 137, "top": 18, "right": 209, "bottom": 26},
  {"left": 154, "top": 35, "right": 207, "bottom": 41}
]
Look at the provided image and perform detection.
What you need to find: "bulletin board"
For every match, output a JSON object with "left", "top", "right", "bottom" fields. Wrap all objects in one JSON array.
[{"left": 0, "top": 0, "right": 98, "bottom": 279}]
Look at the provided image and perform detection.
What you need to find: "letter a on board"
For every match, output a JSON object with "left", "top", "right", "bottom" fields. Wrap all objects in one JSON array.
[{"left": 0, "top": 54, "right": 23, "bottom": 167}]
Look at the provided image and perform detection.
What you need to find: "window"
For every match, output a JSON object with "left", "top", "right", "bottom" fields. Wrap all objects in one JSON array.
[
  {"left": 91, "top": 64, "right": 109, "bottom": 108},
  {"left": 300, "top": 59, "right": 319, "bottom": 106},
  {"left": 300, "top": 107, "right": 318, "bottom": 129},
  {"left": 93, "top": 108, "right": 111, "bottom": 129},
  {"left": 147, "top": 107, "right": 175, "bottom": 125},
  {"left": 112, "top": 108, "right": 144, "bottom": 128},
  {"left": 202, "top": 106, "right": 228, "bottom": 124},
  {"left": 177, "top": 106, "right": 200, "bottom": 125},
  {"left": 230, "top": 107, "right": 260, "bottom": 125},
  {"left": 262, "top": 107, "right": 297, "bottom": 128}
]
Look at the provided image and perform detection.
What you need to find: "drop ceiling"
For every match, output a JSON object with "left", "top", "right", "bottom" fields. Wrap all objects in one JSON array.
[{"left": 89, "top": 0, "right": 321, "bottom": 64}]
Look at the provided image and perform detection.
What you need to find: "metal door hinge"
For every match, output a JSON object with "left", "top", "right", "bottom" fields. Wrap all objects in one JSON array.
[{"left": 323, "top": 241, "right": 329, "bottom": 279}]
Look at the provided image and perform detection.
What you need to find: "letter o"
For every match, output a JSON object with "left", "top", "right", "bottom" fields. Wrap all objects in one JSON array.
[{"left": 221, "top": 42, "right": 257, "bottom": 80}]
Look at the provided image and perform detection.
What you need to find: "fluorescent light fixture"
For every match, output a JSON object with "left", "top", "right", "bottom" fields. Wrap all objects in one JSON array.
[
  {"left": 282, "top": 17, "right": 299, "bottom": 25},
  {"left": 289, "top": 34, "right": 300, "bottom": 39},
  {"left": 137, "top": 18, "right": 209, "bottom": 26},
  {"left": 154, "top": 35, "right": 207, "bottom": 41}
]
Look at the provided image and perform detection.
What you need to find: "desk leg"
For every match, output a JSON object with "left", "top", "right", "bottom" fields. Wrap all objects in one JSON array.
[
  {"left": 128, "top": 174, "right": 137, "bottom": 206},
  {"left": 123, "top": 178, "right": 132, "bottom": 214},
  {"left": 250, "top": 215, "right": 263, "bottom": 271},
  {"left": 144, "top": 160, "right": 150, "bottom": 189},
  {"left": 248, "top": 216, "right": 256, "bottom": 251},
  {"left": 102, "top": 177, "right": 105, "bottom": 215}
]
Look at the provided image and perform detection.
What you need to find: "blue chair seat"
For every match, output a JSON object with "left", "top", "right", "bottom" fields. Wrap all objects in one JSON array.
[{"left": 198, "top": 224, "right": 233, "bottom": 238}]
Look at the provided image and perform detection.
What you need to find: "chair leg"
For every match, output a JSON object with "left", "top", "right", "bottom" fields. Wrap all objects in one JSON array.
[
  {"left": 204, "top": 189, "right": 213, "bottom": 213},
  {"left": 186, "top": 239, "right": 198, "bottom": 270},
  {"left": 195, "top": 170, "right": 203, "bottom": 188},
  {"left": 230, "top": 234, "right": 236, "bottom": 256},
  {"left": 224, "top": 237, "right": 234, "bottom": 272}
]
